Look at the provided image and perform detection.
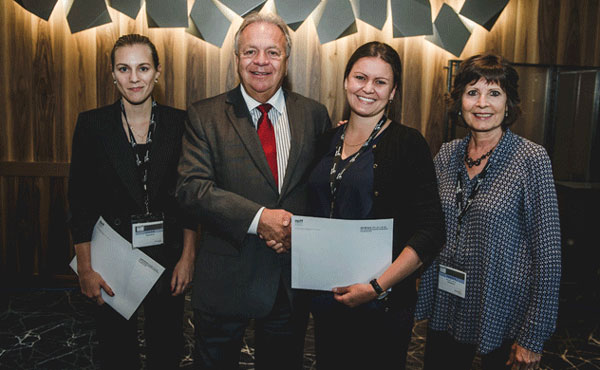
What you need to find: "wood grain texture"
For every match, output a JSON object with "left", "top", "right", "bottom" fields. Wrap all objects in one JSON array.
[{"left": 1, "top": 0, "right": 599, "bottom": 281}]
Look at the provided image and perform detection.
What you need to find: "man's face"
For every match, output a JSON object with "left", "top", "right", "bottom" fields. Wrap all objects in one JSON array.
[{"left": 236, "top": 21, "right": 288, "bottom": 103}]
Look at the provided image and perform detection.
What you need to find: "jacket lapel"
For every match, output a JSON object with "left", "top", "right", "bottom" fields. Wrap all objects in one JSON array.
[
  {"left": 101, "top": 101, "right": 146, "bottom": 210},
  {"left": 279, "top": 91, "right": 305, "bottom": 199},
  {"left": 226, "top": 86, "right": 278, "bottom": 192}
]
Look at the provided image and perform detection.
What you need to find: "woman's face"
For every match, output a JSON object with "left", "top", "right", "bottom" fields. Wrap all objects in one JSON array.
[
  {"left": 112, "top": 44, "right": 160, "bottom": 106},
  {"left": 461, "top": 78, "right": 507, "bottom": 133},
  {"left": 344, "top": 56, "right": 396, "bottom": 119}
]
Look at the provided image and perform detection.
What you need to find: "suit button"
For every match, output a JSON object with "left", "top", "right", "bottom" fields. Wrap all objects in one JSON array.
[
  {"left": 114, "top": 217, "right": 121, "bottom": 226},
  {"left": 373, "top": 163, "right": 378, "bottom": 169},
  {"left": 374, "top": 191, "right": 379, "bottom": 197}
]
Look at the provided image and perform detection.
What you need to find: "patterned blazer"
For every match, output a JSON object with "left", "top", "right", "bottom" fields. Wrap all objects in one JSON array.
[{"left": 416, "top": 129, "right": 561, "bottom": 354}]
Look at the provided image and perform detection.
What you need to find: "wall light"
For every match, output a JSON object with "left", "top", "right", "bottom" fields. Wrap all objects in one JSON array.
[{"left": 459, "top": 0, "right": 509, "bottom": 31}]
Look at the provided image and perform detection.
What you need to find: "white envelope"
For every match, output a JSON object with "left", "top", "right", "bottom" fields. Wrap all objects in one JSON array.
[
  {"left": 291, "top": 215, "right": 393, "bottom": 291},
  {"left": 70, "top": 217, "right": 165, "bottom": 320}
]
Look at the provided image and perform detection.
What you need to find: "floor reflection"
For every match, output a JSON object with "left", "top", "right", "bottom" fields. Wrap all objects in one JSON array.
[{"left": 0, "top": 289, "right": 598, "bottom": 369}]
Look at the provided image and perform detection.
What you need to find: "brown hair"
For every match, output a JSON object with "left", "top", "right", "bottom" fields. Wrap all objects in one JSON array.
[
  {"left": 110, "top": 34, "right": 160, "bottom": 69},
  {"left": 448, "top": 53, "right": 521, "bottom": 129},
  {"left": 344, "top": 41, "right": 403, "bottom": 120}
]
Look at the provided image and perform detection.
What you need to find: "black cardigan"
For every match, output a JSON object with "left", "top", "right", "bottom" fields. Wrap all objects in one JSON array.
[
  {"left": 317, "top": 120, "right": 445, "bottom": 307},
  {"left": 68, "top": 101, "right": 194, "bottom": 268}
]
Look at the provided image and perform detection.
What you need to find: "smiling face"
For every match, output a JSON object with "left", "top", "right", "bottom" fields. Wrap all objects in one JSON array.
[
  {"left": 344, "top": 56, "right": 396, "bottom": 119},
  {"left": 461, "top": 78, "right": 507, "bottom": 134},
  {"left": 236, "top": 21, "right": 288, "bottom": 103},
  {"left": 112, "top": 44, "right": 161, "bottom": 106}
]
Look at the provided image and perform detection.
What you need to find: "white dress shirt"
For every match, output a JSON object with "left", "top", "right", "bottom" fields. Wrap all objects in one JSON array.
[{"left": 240, "top": 84, "right": 292, "bottom": 234}]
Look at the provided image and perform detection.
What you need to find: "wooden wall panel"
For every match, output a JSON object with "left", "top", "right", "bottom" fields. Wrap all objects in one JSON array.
[{"left": 1, "top": 0, "right": 599, "bottom": 283}]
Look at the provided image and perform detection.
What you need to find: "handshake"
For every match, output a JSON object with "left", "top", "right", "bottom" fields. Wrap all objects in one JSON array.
[{"left": 257, "top": 208, "right": 292, "bottom": 254}]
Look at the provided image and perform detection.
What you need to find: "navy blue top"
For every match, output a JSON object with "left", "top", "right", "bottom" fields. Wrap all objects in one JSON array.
[
  {"left": 415, "top": 129, "right": 561, "bottom": 354},
  {"left": 308, "top": 127, "right": 384, "bottom": 219}
]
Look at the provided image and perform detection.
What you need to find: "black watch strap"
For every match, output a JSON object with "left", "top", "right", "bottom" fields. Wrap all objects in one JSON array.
[{"left": 369, "top": 279, "right": 384, "bottom": 296}]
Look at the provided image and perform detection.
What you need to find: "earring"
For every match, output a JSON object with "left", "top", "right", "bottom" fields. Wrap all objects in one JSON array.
[
  {"left": 505, "top": 110, "right": 508, "bottom": 117},
  {"left": 113, "top": 80, "right": 117, "bottom": 85},
  {"left": 458, "top": 111, "right": 462, "bottom": 116},
  {"left": 154, "top": 78, "right": 158, "bottom": 83}
]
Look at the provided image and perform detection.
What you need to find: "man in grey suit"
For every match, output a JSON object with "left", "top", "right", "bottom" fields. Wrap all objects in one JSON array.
[{"left": 176, "top": 12, "right": 331, "bottom": 370}]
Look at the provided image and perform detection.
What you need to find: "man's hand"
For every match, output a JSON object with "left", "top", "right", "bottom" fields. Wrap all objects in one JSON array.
[{"left": 257, "top": 208, "right": 292, "bottom": 251}]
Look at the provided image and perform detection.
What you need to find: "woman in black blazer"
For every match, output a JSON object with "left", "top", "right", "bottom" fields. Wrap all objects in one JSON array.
[
  {"left": 306, "top": 42, "right": 445, "bottom": 370},
  {"left": 68, "top": 34, "right": 196, "bottom": 370}
]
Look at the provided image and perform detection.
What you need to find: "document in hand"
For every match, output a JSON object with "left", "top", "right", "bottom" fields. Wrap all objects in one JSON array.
[
  {"left": 70, "top": 217, "right": 165, "bottom": 320},
  {"left": 291, "top": 215, "right": 393, "bottom": 291}
]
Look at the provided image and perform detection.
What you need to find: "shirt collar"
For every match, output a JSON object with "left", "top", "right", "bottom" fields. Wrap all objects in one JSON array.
[{"left": 240, "top": 84, "right": 285, "bottom": 114}]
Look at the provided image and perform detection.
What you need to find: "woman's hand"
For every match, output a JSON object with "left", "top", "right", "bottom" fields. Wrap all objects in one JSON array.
[
  {"left": 265, "top": 239, "right": 288, "bottom": 254},
  {"left": 171, "top": 255, "right": 194, "bottom": 296},
  {"left": 332, "top": 283, "right": 378, "bottom": 308},
  {"left": 78, "top": 268, "right": 114, "bottom": 305},
  {"left": 506, "top": 343, "right": 541, "bottom": 369}
]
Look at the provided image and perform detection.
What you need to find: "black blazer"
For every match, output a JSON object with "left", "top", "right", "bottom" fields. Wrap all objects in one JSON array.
[
  {"left": 316, "top": 120, "right": 445, "bottom": 308},
  {"left": 68, "top": 100, "right": 193, "bottom": 268}
]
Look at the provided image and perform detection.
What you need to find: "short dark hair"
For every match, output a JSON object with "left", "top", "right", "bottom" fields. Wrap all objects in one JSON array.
[
  {"left": 344, "top": 42, "right": 403, "bottom": 120},
  {"left": 110, "top": 34, "right": 160, "bottom": 69},
  {"left": 448, "top": 53, "right": 521, "bottom": 129}
]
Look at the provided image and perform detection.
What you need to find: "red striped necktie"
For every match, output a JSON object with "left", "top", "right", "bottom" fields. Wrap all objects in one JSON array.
[{"left": 257, "top": 103, "right": 278, "bottom": 185}]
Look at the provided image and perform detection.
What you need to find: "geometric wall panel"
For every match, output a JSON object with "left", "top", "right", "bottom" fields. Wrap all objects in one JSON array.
[
  {"left": 66, "top": 0, "right": 112, "bottom": 33},
  {"left": 220, "top": 0, "right": 266, "bottom": 17},
  {"left": 146, "top": 0, "right": 188, "bottom": 28},
  {"left": 108, "top": 0, "right": 142, "bottom": 20},
  {"left": 390, "top": 0, "right": 433, "bottom": 37},
  {"left": 316, "top": 0, "right": 357, "bottom": 44},
  {"left": 274, "top": 0, "right": 320, "bottom": 31},
  {"left": 355, "top": 0, "right": 387, "bottom": 30},
  {"left": 189, "top": 0, "right": 232, "bottom": 47},
  {"left": 13, "top": 0, "right": 58, "bottom": 21},
  {"left": 460, "top": 0, "right": 509, "bottom": 31},
  {"left": 425, "top": 3, "right": 471, "bottom": 57}
]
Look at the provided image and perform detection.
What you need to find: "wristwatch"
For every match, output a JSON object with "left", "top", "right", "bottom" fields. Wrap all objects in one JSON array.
[{"left": 369, "top": 279, "right": 387, "bottom": 299}]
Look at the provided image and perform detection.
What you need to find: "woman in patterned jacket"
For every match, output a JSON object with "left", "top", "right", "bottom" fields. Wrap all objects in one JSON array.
[{"left": 415, "top": 53, "right": 561, "bottom": 370}]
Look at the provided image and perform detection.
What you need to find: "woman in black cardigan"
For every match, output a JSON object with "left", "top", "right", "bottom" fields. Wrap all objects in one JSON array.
[
  {"left": 68, "top": 34, "right": 196, "bottom": 370},
  {"left": 307, "top": 42, "right": 445, "bottom": 370}
]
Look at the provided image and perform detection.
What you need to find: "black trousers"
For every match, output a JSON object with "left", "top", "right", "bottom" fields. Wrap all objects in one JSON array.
[
  {"left": 193, "top": 282, "right": 308, "bottom": 370},
  {"left": 423, "top": 328, "right": 513, "bottom": 370},
  {"left": 94, "top": 270, "right": 184, "bottom": 370},
  {"left": 310, "top": 293, "right": 415, "bottom": 370}
]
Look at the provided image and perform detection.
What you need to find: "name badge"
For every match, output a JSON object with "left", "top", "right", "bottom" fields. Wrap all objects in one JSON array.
[
  {"left": 438, "top": 264, "right": 466, "bottom": 298},
  {"left": 131, "top": 213, "right": 164, "bottom": 248}
]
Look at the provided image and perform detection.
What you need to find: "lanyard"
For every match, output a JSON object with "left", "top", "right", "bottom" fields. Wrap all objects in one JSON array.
[
  {"left": 121, "top": 99, "right": 157, "bottom": 215},
  {"left": 328, "top": 115, "right": 386, "bottom": 218},
  {"left": 455, "top": 158, "right": 491, "bottom": 236}
]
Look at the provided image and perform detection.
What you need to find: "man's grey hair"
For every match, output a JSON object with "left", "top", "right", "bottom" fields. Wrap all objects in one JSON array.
[{"left": 234, "top": 12, "right": 291, "bottom": 57}]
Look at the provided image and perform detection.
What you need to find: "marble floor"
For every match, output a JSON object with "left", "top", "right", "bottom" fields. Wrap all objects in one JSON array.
[{"left": 1, "top": 288, "right": 598, "bottom": 370}]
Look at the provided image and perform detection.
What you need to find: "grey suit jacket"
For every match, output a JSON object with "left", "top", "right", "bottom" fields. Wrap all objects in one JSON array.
[{"left": 177, "top": 86, "right": 331, "bottom": 318}]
